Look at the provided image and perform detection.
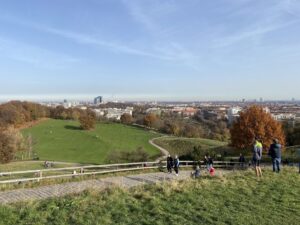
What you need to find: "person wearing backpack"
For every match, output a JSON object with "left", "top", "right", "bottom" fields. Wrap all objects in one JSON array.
[
  {"left": 253, "top": 138, "right": 263, "bottom": 177},
  {"left": 174, "top": 155, "right": 180, "bottom": 176}
]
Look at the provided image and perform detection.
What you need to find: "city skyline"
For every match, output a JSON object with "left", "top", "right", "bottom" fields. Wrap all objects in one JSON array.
[{"left": 1, "top": 0, "right": 300, "bottom": 101}]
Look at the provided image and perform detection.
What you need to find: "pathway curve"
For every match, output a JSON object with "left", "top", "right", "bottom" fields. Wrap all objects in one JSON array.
[{"left": 149, "top": 137, "right": 170, "bottom": 162}]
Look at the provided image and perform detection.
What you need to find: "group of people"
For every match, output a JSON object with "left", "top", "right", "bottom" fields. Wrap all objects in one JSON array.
[
  {"left": 166, "top": 154, "right": 215, "bottom": 178},
  {"left": 252, "top": 137, "right": 283, "bottom": 177},
  {"left": 166, "top": 137, "right": 298, "bottom": 178},
  {"left": 166, "top": 155, "right": 180, "bottom": 176}
]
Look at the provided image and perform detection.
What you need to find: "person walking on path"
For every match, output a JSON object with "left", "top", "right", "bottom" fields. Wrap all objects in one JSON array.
[
  {"left": 166, "top": 155, "right": 173, "bottom": 173},
  {"left": 253, "top": 138, "right": 263, "bottom": 177},
  {"left": 174, "top": 155, "right": 180, "bottom": 176},
  {"left": 268, "top": 139, "right": 282, "bottom": 173}
]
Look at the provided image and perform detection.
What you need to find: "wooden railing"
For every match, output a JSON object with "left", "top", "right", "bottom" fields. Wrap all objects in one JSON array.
[{"left": 0, "top": 161, "right": 244, "bottom": 185}]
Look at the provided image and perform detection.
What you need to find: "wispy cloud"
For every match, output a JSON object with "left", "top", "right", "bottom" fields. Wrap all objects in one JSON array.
[
  {"left": 0, "top": 37, "right": 79, "bottom": 68},
  {"left": 213, "top": 20, "right": 297, "bottom": 48},
  {"left": 122, "top": 0, "right": 178, "bottom": 33},
  {"left": 0, "top": 13, "right": 202, "bottom": 70},
  {"left": 40, "top": 26, "right": 176, "bottom": 60},
  {"left": 213, "top": 0, "right": 300, "bottom": 48},
  {"left": 0, "top": 14, "right": 178, "bottom": 61},
  {"left": 121, "top": 0, "right": 201, "bottom": 70}
]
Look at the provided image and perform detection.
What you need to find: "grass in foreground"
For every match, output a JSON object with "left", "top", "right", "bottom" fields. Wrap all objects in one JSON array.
[
  {"left": 21, "top": 119, "right": 160, "bottom": 164},
  {"left": 0, "top": 168, "right": 299, "bottom": 225}
]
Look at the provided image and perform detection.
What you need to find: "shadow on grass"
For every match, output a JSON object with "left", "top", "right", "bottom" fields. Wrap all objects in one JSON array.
[{"left": 64, "top": 125, "right": 82, "bottom": 130}]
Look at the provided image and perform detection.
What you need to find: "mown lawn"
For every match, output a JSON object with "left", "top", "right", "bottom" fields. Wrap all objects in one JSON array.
[
  {"left": 0, "top": 161, "right": 80, "bottom": 172},
  {"left": 153, "top": 137, "right": 228, "bottom": 158},
  {"left": 0, "top": 168, "right": 299, "bottom": 225},
  {"left": 21, "top": 119, "right": 160, "bottom": 164}
]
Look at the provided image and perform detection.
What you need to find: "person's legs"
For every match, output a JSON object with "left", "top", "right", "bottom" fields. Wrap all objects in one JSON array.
[
  {"left": 206, "top": 164, "right": 210, "bottom": 171},
  {"left": 254, "top": 160, "right": 259, "bottom": 176},
  {"left": 174, "top": 167, "right": 178, "bottom": 175},
  {"left": 255, "top": 161, "right": 262, "bottom": 177},
  {"left": 255, "top": 166, "right": 259, "bottom": 176},
  {"left": 167, "top": 165, "right": 172, "bottom": 173},
  {"left": 276, "top": 158, "right": 281, "bottom": 173},
  {"left": 272, "top": 159, "right": 276, "bottom": 172},
  {"left": 258, "top": 160, "right": 262, "bottom": 177},
  {"left": 258, "top": 166, "right": 262, "bottom": 177}
]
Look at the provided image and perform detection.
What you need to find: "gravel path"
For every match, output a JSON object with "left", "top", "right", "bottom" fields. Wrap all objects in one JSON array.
[{"left": 0, "top": 171, "right": 196, "bottom": 204}]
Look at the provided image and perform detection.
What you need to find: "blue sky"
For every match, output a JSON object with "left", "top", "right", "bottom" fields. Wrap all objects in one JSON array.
[{"left": 0, "top": 0, "right": 300, "bottom": 101}]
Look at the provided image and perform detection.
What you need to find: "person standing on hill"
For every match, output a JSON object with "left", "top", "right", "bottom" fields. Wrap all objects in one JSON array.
[
  {"left": 253, "top": 138, "right": 263, "bottom": 177},
  {"left": 166, "top": 155, "right": 173, "bottom": 173},
  {"left": 268, "top": 139, "right": 282, "bottom": 173},
  {"left": 204, "top": 155, "right": 213, "bottom": 171},
  {"left": 174, "top": 155, "right": 180, "bottom": 176},
  {"left": 239, "top": 153, "right": 246, "bottom": 168}
]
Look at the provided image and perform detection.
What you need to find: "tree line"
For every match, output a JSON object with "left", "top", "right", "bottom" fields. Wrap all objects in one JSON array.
[
  {"left": 120, "top": 110, "right": 230, "bottom": 141},
  {"left": 0, "top": 101, "right": 96, "bottom": 163}
]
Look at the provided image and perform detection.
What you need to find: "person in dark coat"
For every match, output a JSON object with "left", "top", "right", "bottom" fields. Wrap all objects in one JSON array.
[
  {"left": 166, "top": 155, "right": 173, "bottom": 173},
  {"left": 268, "top": 139, "right": 282, "bottom": 173},
  {"left": 239, "top": 153, "right": 246, "bottom": 167}
]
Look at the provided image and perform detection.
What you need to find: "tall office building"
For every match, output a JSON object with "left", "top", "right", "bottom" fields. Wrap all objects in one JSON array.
[{"left": 94, "top": 96, "right": 103, "bottom": 105}]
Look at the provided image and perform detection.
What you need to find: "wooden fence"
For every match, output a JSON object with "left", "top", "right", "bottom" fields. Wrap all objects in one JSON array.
[{"left": 0, "top": 161, "right": 245, "bottom": 185}]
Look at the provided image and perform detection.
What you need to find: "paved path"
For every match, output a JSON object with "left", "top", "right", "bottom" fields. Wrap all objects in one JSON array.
[{"left": 0, "top": 171, "right": 193, "bottom": 204}]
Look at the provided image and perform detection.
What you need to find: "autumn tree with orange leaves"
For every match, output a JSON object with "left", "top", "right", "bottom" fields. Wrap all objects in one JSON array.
[
  {"left": 143, "top": 113, "right": 158, "bottom": 128},
  {"left": 230, "top": 105, "right": 285, "bottom": 149}
]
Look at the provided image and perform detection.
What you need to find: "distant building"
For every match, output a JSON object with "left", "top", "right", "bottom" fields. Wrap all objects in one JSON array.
[
  {"left": 227, "top": 107, "right": 242, "bottom": 124},
  {"left": 272, "top": 113, "right": 296, "bottom": 121},
  {"left": 263, "top": 107, "right": 270, "bottom": 114},
  {"left": 171, "top": 107, "right": 198, "bottom": 117},
  {"left": 94, "top": 96, "right": 103, "bottom": 105},
  {"left": 62, "top": 99, "right": 72, "bottom": 108},
  {"left": 92, "top": 107, "right": 133, "bottom": 120},
  {"left": 146, "top": 107, "right": 162, "bottom": 116}
]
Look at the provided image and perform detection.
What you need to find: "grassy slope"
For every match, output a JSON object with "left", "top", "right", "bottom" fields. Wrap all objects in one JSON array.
[
  {"left": 0, "top": 161, "right": 80, "bottom": 172},
  {"left": 154, "top": 137, "right": 300, "bottom": 162},
  {"left": 21, "top": 119, "right": 160, "bottom": 164},
  {"left": 153, "top": 137, "right": 227, "bottom": 157},
  {"left": 0, "top": 168, "right": 299, "bottom": 225}
]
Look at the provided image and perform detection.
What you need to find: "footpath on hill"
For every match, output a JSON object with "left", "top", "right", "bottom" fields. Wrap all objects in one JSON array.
[
  {"left": 149, "top": 136, "right": 170, "bottom": 162},
  {"left": 0, "top": 170, "right": 228, "bottom": 204}
]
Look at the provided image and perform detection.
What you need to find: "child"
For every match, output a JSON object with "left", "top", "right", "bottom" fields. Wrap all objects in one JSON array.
[
  {"left": 191, "top": 165, "right": 201, "bottom": 178},
  {"left": 209, "top": 167, "right": 215, "bottom": 176}
]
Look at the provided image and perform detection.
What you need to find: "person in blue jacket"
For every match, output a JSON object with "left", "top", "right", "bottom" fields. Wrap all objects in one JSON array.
[{"left": 268, "top": 139, "right": 282, "bottom": 173}]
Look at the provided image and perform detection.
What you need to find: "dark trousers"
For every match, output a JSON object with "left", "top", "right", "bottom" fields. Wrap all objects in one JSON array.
[
  {"left": 272, "top": 158, "right": 281, "bottom": 172},
  {"left": 174, "top": 167, "right": 179, "bottom": 174},
  {"left": 167, "top": 165, "right": 172, "bottom": 173}
]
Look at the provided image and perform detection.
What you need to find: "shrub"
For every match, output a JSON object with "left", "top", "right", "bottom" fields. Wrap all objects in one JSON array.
[{"left": 0, "top": 127, "right": 25, "bottom": 163}]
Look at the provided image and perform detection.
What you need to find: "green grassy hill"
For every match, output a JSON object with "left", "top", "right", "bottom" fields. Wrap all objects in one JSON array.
[
  {"left": 153, "top": 137, "right": 228, "bottom": 159},
  {"left": 21, "top": 119, "right": 160, "bottom": 164},
  {"left": 1, "top": 168, "right": 299, "bottom": 225}
]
